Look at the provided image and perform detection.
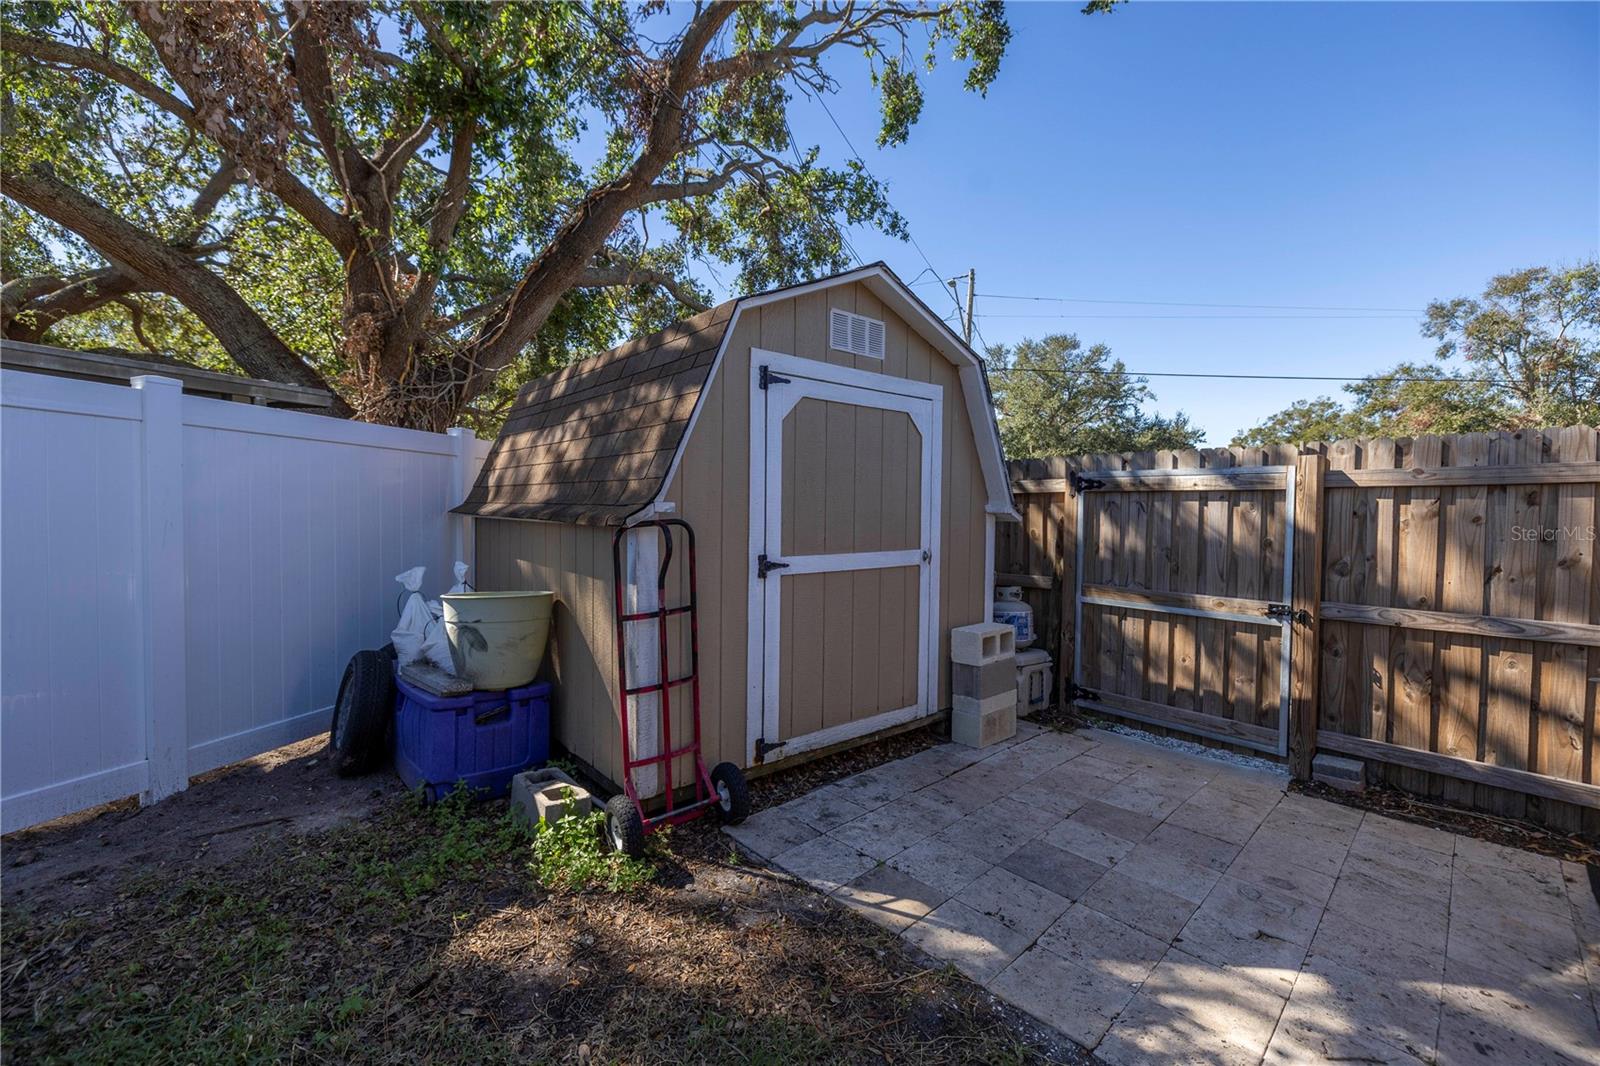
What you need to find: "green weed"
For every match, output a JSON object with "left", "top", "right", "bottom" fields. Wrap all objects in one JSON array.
[{"left": 531, "top": 792, "right": 655, "bottom": 893}]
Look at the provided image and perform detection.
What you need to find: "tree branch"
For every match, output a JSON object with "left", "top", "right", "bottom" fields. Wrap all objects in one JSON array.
[
  {"left": 1, "top": 267, "right": 143, "bottom": 342},
  {"left": 2, "top": 162, "right": 345, "bottom": 408},
  {"left": 110, "top": 295, "right": 157, "bottom": 352},
  {"left": 30, "top": 16, "right": 361, "bottom": 257},
  {"left": 377, "top": 116, "right": 437, "bottom": 182},
  {"left": 640, "top": 144, "right": 797, "bottom": 204},
  {"left": 578, "top": 261, "right": 710, "bottom": 312},
  {"left": 285, "top": 7, "right": 378, "bottom": 191},
  {"left": 694, "top": 4, "right": 933, "bottom": 88},
  {"left": 397, "top": 119, "right": 478, "bottom": 347},
  {"left": 465, "top": 1, "right": 739, "bottom": 385}
]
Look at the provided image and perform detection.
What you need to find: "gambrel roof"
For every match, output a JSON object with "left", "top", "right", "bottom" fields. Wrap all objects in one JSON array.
[{"left": 456, "top": 263, "right": 1017, "bottom": 526}]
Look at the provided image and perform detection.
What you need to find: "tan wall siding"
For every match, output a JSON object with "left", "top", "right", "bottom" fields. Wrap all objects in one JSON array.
[
  {"left": 474, "top": 517, "right": 624, "bottom": 788},
  {"left": 663, "top": 282, "right": 990, "bottom": 768}
]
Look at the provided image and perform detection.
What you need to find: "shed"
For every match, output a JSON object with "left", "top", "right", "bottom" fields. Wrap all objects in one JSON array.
[{"left": 455, "top": 263, "right": 1017, "bottom": 799}]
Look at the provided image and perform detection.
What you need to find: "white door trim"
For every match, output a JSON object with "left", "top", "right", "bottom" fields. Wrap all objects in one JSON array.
[{"left": 745, "top": 350, "right": 943, "bottom": 765}]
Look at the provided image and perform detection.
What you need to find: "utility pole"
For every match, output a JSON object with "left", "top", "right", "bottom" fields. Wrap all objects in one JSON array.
[{"left": 948, "top": 269, "right": 976, "bottom": 345}]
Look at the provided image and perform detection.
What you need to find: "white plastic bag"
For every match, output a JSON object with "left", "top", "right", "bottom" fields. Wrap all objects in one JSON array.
[
  {"left": 408, "top": 562, "right": 471, "bottom": 674},
  {"left": 419, "top": 616, "right": 455, "bottom": 673},
  {"left": 391, "top": 566, "right": 431, "bottom": 665}
]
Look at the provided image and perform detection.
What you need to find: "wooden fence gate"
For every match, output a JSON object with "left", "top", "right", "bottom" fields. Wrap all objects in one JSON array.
[
  {"left": 1000, "top": 431, "right": 1600, "bottom": 835},
  {"left": 1071, "top": 464, "right": 1300, "bottom": 757}
]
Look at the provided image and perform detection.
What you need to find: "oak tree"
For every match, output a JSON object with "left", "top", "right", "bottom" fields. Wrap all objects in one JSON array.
[
  {"left": 1232, "top": 262, "right": 1599, "bottom": 446},
  {"left": 2, "top": 1, "right": 1013, "bottom": 427},
  {"left": 989, "top": 333, "right": 1204, "bottom": 459}
]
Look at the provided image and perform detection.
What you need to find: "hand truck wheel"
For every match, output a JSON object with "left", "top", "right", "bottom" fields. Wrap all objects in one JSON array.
[
  {"left": 710, "top": 762, "right": 751, "bottom": 824},
  {"left": 605, "top": 795, "right": 646, "bottom": 858}
]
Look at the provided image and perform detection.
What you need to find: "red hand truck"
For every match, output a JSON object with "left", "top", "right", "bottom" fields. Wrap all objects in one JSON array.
[{"left": 605, "top": 519, "right": 750, "bottom": 856}]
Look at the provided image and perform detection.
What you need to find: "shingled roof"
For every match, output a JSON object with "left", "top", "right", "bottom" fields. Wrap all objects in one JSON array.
[{"left": 454, "top": 300, "right": 736, "bottom": 525}]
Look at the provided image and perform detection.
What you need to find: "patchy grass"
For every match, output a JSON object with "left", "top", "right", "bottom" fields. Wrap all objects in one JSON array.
[{"left": 2, "top": 742, "right": 1082, "bottom": 1065}]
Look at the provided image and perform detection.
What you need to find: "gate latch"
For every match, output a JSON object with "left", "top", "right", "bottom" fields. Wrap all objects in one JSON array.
[
  {"left": 756, "top": 553, "right": 790, "bottom": 578},
  {"left": 759, "top": 365, "right": 791, "bottom": 390},
  {"left": 1070, "top": 472, "right": 1106, "bottom": 493},
  {"left": 1266, "top": 603, "right": 1311, "bottom": 625}
]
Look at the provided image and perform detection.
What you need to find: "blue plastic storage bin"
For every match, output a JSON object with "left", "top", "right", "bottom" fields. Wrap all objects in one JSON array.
[{"left": 392, "top": 674, "right": 551, "bottom": 802}]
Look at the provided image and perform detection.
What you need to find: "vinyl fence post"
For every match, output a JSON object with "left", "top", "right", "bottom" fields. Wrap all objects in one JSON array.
[
  {"left": 132, "top": 375, "right": 188, "bottom": 803},
  {"left": 447, "top": 427, "right": 475, "bottom": 573}
]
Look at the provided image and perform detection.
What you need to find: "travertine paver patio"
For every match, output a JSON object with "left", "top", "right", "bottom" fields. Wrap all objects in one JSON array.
[{"left": 725, "top": 722, "right": 1600, "bottom": 1065}]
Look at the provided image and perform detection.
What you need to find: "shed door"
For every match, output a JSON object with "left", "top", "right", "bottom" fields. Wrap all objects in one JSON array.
[{"left": 749, "top": 351, "right": 942, "bottom": 764}]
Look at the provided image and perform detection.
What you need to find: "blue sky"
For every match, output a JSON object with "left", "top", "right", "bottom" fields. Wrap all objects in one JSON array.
[{"left": 748, "top": 1, "right": 1599, "bottom": 445}]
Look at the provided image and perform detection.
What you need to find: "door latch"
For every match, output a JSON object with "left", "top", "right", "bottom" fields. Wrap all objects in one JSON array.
[
  {"left": 757, "top": 553, "right": 790, "bottom": 578},
  {"left": 1266, "top": 603, "right": 1310, "bottom": 625}
]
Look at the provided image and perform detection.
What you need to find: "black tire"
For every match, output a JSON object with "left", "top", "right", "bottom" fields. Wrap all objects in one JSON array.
[
  {"left": 710, "top": 762, "right": 751, "bottom": 824},
  {"left": 605, "top": 795, "right": 646, "bottom": 858},
  {"left": 331, "top": 650, "right": 395, "bottom": 777},
  {"left": 379, "top": 641, "right": 398, "bottom": 662}
]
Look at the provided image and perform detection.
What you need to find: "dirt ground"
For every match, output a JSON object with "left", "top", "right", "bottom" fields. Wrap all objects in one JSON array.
[
  {"left": 4, "top": 737, "right": 402, "bottom": 914},
  {"left": 1, "top": 728, "right": 1091, "bottom": 1065}
]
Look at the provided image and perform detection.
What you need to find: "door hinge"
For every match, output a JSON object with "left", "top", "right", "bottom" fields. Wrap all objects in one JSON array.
[
  {"left": 757, "top": 553, "right": 790, "bottom": 578},
  {"left": 1266, "top": 603, "right": 1311, "bottom": 625},
  {"left": 759, "top": 365, "right": 792, "bottom": 390},
  {"left": 1070, "top": 472, "right": 1106, "bottom": 493},
  {"left": 1067, "top": 684, "right": 1099, "bottom": 702},
  {"left": 754, "top": 736, "right": 783, "bottom": 762}
]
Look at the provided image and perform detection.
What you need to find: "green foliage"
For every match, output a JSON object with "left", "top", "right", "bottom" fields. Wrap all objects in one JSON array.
[
  {"left": 989, "top": 334, "right": 1206, "bottom": 459},
  {"left": 1230, "top": 397, "right": 1365, "bottom": 449},
  {"left": 1421, "top": 263, "right": 1599, "bottom": 428},
  {"left": 531, "top": 800, "right": 656, "bottom": 894},
  {"left": 1233, "top": 262, "right": 1599, "bottom": 446},
  {"left": 1, "top": 1, "right": 1024, "bottom": 425}
]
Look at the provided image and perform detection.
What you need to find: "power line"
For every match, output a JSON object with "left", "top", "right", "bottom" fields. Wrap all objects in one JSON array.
[
  {"left": 974, "top": 292, "right": 1426, "bottom": 313},
  {"left": 986, "top": 366, "right": 1522, "bottom": 388},
  {"left": 809, "top": 91, "right": 967, "bottom": 323},
  {"left": 783, "top": 115, "right": 865, "bottom": 268},
  {"left": 977, "top": 312, "right": 1418, "bottom": 321}
]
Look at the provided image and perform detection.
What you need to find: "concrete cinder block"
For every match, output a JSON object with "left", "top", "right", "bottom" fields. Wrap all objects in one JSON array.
[
  {"left": 952, "top": 699, "right": 1017, "bottom": 749},
  {"left": 951, "top": 622, "right": 1016, "bottom": 666},
  {"left": 534, "top": 783, "right": 592, "bottom": 824},
  {"left": 954, "top": 690, "right": 1018, "bottom": 717},
  {"left": 952, "top": 658, "right": 1017, "bottom": 700},
  {"left": 511, "top": 767, "right": 592, "bottom": 829},
  {"left": 1311, "top": 753, "right": 1366, "bottom": 793}
]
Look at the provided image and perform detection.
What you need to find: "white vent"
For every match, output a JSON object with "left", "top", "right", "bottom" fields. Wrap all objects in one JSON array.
[{"left": 829, "top": 308, "right": 885, "bottom": 359}]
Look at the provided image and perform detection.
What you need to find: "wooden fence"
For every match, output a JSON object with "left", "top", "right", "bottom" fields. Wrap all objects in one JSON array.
[{"left": 999, "top": 429, "right": 1599, "bottom": 835}]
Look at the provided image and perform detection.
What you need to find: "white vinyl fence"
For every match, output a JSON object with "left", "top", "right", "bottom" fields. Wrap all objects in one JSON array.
[{"left": 1, "top": 369, "right": 490, "bottom": 832}]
